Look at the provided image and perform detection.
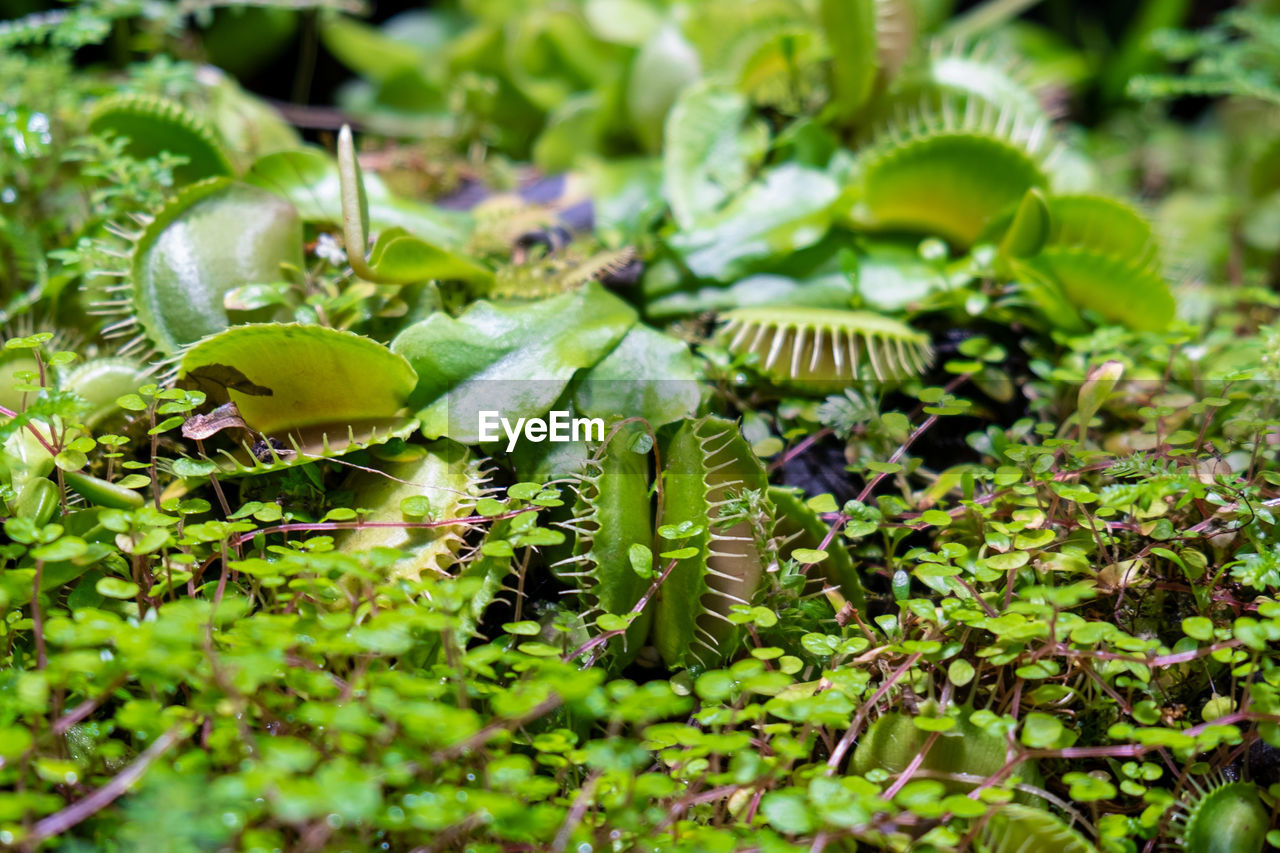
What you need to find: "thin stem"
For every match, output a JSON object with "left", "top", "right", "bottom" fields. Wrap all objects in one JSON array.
[
  {"left": 25, "top": 725, "right": 187, "bottom": 846},
  {"left": 565, "top": 556, "right": 682, "bottom": 666},
  {"left": 0, "top": 404, "right": 59, "bottom": 456},
  {"left": 427, "top": 696, "right": 563, "bottom": 763},
  {"left": 826, "top": 652, "right": 925, "bottom": 774},
  {"left": 232, "top": 509, "right": 532, "bottom": 549},
  {"left": 767, "top": 427, "right": 832, "bottom": 474},
  {"left": 882, "top": 730, "right": 941, "bottom": 799}
]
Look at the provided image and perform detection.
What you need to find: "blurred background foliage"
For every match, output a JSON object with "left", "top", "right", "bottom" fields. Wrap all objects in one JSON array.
[{"left": 0, "top": 0, "right": 1257, "bottom": 141}]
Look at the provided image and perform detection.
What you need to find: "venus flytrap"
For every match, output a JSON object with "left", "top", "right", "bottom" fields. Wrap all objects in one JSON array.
[
  {"left": 174, "top": 323, "right": 418, "bottom": 475},
  {"left": 88, "top": 94, "right": 236, "bottom": 187},
  {"left": 4, "top": 3, "right": 1280, "bottom": 851},
  {"left": 653, "top": 416, "right": 777, "bottom": 668},
  {"left": 554, "top": 425, "right": 655, "bottom": 665}
]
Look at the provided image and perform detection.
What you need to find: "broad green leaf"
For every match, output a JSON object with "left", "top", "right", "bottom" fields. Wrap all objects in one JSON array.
[
  {"left": 392, "top": 282, "right": 636, "bottom": 443},
  {"left": 244, "top": 147, "right": 470, "bottom": 247},
  {"left": 668, "top": 164, "right": 839, "bottom": 281},
  {"left": 573, "top": 324, "right": 701, "bottom": 429},
  {"left": 366, "top": 227, "right": 493, "bottom": 285}
]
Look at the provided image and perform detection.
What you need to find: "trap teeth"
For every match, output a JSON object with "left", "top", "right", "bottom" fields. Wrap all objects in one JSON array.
[{"left": 716, "top": 306, "right": 932, "bottom": 389}]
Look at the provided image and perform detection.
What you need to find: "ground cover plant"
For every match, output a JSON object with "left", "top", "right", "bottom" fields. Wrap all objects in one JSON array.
[{"left": 2, "top": 0, "right": 1280, "bottom": 850}]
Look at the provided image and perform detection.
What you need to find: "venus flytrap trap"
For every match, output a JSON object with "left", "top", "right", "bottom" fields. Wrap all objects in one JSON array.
[
  {"left": 174, "top": 323, "right": 418, "bottom": 475},
  {"left": 651, "top": 416, "right": 778, "bottom": 668},
  {"left": 717, "top": 306, "right": 934, "bottom": 389},
  {"left": 87, "top": 94, "right": 237, "bottom": 187},
  {"left": 553, "top": 424, "right": 655, "bottom": 665},
  {"left": 334, "top": 439, "right": 487, "bottom": 583}
]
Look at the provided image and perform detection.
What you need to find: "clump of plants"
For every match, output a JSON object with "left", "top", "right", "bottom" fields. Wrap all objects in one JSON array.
[{"left": 2, "top": 0, "right": 1280, "bottom": 851}]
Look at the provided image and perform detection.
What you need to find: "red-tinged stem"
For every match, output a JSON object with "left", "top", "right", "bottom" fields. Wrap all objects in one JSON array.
[{"left": 26, "top": 725, "right": 187, "bottom": 845}]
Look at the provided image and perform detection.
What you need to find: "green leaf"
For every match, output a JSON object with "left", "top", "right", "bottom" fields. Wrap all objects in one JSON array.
[
  {"left": 806, "top": 494, "right": 839, "bottom": 514},
  {"left": 96, "top": 577, "right": 140, "bottom": 599},
  {"left": 507, "top": 482, "right": 543, "bottom": 501},
  {"left": 1201, "top": 694, "right": 1234, "bottom": 722},
  {"left": 1181, "top": 616, "right": 1214, "bottom": 641},
  {"left": 1063, "top": 771, "right": 1117, "bottom": 802},
  {"left": 319, "top": 13, "right": 432, "bottom": 83},
  {"left": 365, "top": 226, "right": 493, "bottom": 286},
  {"left": 597, "top": 613, "right": 634, "bottom": 632},
  {"left": 668, "top": 164, "right": 839, "bottom": 281},
  {"left": 89, "top": 94, "right": 234, "bottom": 185},
  {"left": 573, "top": 324, "right": 701, "bottom": 429},
  {"left": 179, "top": 324, "right": 417, "bottom": 436},
  {"left": 920, "top": 510, "right": 952, "bottom": 527},
  {"left": 481, "top": 540, "right": 515, "bottom": 558},
  {"left": 761, "top": 789, "right": 816, "bottom": 835},
  {"left": 986, "top": 551, "right": 1031, "bottom": 571},
  {"left": 1020, "top": 712, "right": 1064, "bottom": 748},
  {"left": 629, "top": 543, "right": 654, "bottom": 579},
  {"left": 1014, "top": 195, "right": 1174, "bottom": 331},
  {"left": 171, "top": 458, "right": 220, "bottom": 479},
  {"left": 129, "top": 528, "right": 171, "bottom": 555},
  {"left": 912, "top": 715, "right": 957, "bottom": 732},
  {"left": 63, "top": 470, "right": 145, "bottom": 509},
  {"left": 948, "top": 659, "right": 975, "bottom": 687},
  {"left": 586, "top": 0, "right": 661, "bottom": 45},
  {"left": 1076, "top": 360, "right": 1124, "bottom": 438},
  {"left": 1000, "top": 187, "right": 1051, "bottom": 259},
  {"left": 392, "top": 283, "right": 636, "bottom": 443},
  {"left": 628, "top": 24, "right": 701, "bottom": 152},
  {"left": 0, "top": 726, "right": 33, "bottom": 759},
  {"left": 337, "top": 126, "right": 489, "bottom": 285},
  {"left": 1234, "top": 616, "right": 1269, "bottom": 650},
  {"left": 658, "top": 521, "right": 703, "bottom": 540},
  {"left": 15, "top": 478, "right": 58, "bottom": 526},
  {"left": 130, "top": 179, "right": 303, "bottom": 354},
  {"left": 32, "top": 536, "right": 87, "bottom": 562}
]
